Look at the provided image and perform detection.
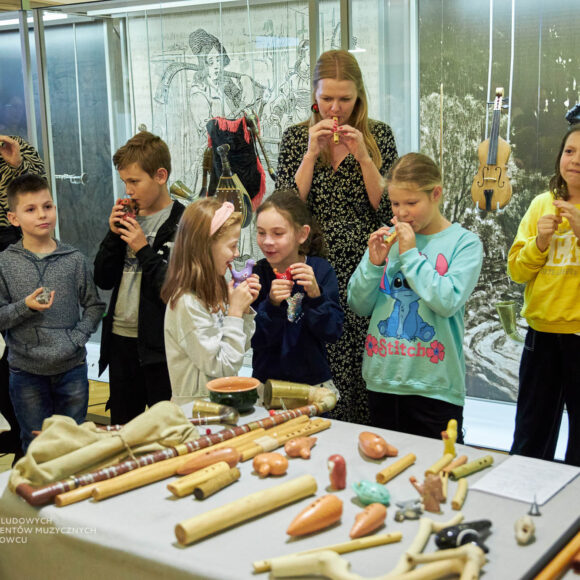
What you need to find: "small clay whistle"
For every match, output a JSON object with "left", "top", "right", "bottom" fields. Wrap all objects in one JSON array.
[
  {"left": 358, "top": 431, "right": 398, "bottom": 459},
  {"left": 285, "top": 437, "right": 317, "bottom": 459},
  {"left": 253, "top": 452, "right": 289, "bottom": 477},
  {"left": 514, "top": 515, "right": 535, "bottom": 545},
  {"left": 286, "top": 494, "right": 343, "bottom": 536},
  {"left": 273, "top": 266, "right": 293, "bottom": 280},
  {"left": 177, "top": 447, "right": 241, "bottom": 475},
  {"left": 230, "top": 259, "right": 256, "bottom": 288},
  {"left": 328, "top": 454, "right": 346, "bottom": 490},
  {"left": 350, "top": 503, "right": 387, "bottom": 538}
]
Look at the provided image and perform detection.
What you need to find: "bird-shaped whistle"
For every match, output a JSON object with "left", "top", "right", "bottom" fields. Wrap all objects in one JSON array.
[
  {"left": 273, "top": 266, "right": 293, "bottom": 280},
  {"left": 230, "top": 259, "right": 256, "bottom": 287}
]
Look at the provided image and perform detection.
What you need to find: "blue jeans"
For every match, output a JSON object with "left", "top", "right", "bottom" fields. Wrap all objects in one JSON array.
[{"left": 9, "top": 363, "right": 89, "bottom": 453}]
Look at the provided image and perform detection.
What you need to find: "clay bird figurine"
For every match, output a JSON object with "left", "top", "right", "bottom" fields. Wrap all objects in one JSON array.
[
  {"left": 285, "top": 437, "right": 317, "bottom": 459},
  {"left": 230, "top": 259, "right": 256, "bottom": 287},
  {"left": 358, "top": 431, "right": 398, "bottom": 460},
  {"left": 328, "top": 454, "right": 347, "bottom": 490},
  {"left": 252, "top": 452, "right": 288, "bottom": 477}
]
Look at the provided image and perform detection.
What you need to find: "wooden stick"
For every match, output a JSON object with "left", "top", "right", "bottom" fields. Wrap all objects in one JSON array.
[
  {"left": 449, "top": 455, "right": 493, "bottom": 480},
  {"left": 451, "top": 478, "right": 468, "bottom": 510},
  {"left": 193, "top": 467, "right": 240, "bottom": 499},
  {"left": 253, "top": 531, "right": 402, "bottom": 573},
  {"left": 175, "top": 474, "right": 317, "bottom": 546},
  {"left": 535, "top": 531, "right": 580, "bottom": 580},
  {"left": 16, "top": 405, "right": 320, "bottom": 506},
  {"left": 167, "top": 461, "right": 231, "bottom": 498},
  {"left": 425, "top": 453, "right": 454, "bottom": 476},
  {"left": 376, "top": 453, "right": 416, "bottom": 484}
]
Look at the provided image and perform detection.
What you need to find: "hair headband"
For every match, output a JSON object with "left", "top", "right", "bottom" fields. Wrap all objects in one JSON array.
[{"left": 210, "top": 201, "right": 235, "bottom": 235}]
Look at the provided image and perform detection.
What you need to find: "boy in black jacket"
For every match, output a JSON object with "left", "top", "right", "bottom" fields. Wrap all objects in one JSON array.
[{"left": 94, "top": 132, "right": 184, "bottom": 424}]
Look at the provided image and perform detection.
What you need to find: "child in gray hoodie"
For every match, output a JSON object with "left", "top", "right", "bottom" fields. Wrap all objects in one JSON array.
[{"left": 0, "top": 174, "right": 105, "bottom": 452}]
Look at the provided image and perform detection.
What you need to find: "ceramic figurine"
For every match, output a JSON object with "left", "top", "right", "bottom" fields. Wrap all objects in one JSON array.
[
  {"left": 514, "top": 515, "right": 535, "bottom": 545},
  {"left": 36, "top": 287, "right": 53, "bottom": 305},
  {"left": 285, "top": 437, "right": 317, "bottom": 459},
  {"left": 349, "top": 503, "right": 387, "bottom": 538},
  {"left": 253, "top": 452, "right": 288, "bottom": 478},
  {"left": 352, "top": 480, "right": 391, "bottom": 506},
  {"left": 119, "top": 197, "right": 138, "bottom": 220},
  {"left": 441, "top": 419, "right": 458, "bottom": 456},
  {"left": 286, "top": 494, "right": 343, "bottom": 536},
  {"left": 274, "top": 266, "right": 293, "bottom": 280},
  {"left": 435, "top": 519, "right": 492, "bottom": 553},
  {"left": 409, "top": 474, "right": 445, "bottom": 513},
  {"left": 394, "top": 499, "right": 423, "bottom": 522},
  {"left": 327, "top": 454, "right": 346, "bottom": 490},
  {"left": 358, "top": 431, "right": 398, "bottom": 460},
  {"left": 229, "top": 259, "right": 256, "bottom": 287}
]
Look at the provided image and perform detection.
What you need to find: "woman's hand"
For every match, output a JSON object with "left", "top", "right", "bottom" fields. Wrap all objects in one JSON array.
[
  {"left": 368, "top": 226, "right": 396, "bottom": 266},
  {"left": 0, "top": 135, "right": 22, "bottom": 168},
  {"left": 268, "top": 278, "right": 293, "bottom": 307},
  {"left": 336, "top": 124, "right": 371, "bottom": 165},
  {"left": 553, "top": 199, "right": 580, "bottom": 240},
  {"left": 536, "top": 213, "right": 561, "bottom": 252},
  {"left": 290, "top": 262, "right": 320, "bottom": 298},
  {"left": 306, "top": 119, "right": 334, "bottom": 159}
]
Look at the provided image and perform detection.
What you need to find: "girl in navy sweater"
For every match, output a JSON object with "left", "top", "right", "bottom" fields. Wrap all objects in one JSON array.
[{"left": 252, "top": 190, "right": 344, "bottom": 391}]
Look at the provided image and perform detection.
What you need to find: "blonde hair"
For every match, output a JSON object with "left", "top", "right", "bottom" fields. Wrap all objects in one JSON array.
[
  {"left": 386, "top": 152, "right": 442, "bottom": 195},
  {"left": 161, "top": 198, "right": 242, "bottom": 311},
  {"left": 305, "top": 50, "right": 381, "bottom": 169}
]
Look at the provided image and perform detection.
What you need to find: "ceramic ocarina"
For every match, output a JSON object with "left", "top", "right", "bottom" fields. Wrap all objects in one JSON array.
[
  {"left": 274, "top": 266, "right": 293, "bottom": 280},
  {"left": 285, "top": 437, "right": 317, "bottom": 459},
  {"left": 177, "top": 447, "right": 241, "bottom": 475},
  {"left": 358, "top": 431, "right": 398, "bottom": 459},
  {"left": 352, "top": 480, "right": 391, "bottom": 506},
  {"left": 253, "top": 452, "right": 288, "bottom": 477},
  {"left": 514, "top": 515, "right": 535, "bottom": 545},
  {"left": 350, "top": 503, "right": 387, "bottom": 538},
  {"left": 287, "top": 494, "right": 343, "bottom": 536},
  {"left": 328, "top": 454, "right": 346, "bottom": 490}
]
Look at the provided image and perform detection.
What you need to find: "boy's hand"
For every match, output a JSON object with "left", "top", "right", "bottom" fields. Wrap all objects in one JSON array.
[
  {"left": 269, "top": 278, "right": 293, "bottom": 306},
  {"left": 368, "top": 226, "right": 396, "bottom": 266},
  {"left": 117, "top": 216, "right": 147, "bottom": 253},
  {"left": 290, "top": 262, "right": 320, "bottom": 298},
  {"left": 536, "top": 214, "right": 561, "bottom": 252},
  {"left": 108, "top": 200, "right": 129, "bottom": 235},
  {"left": 26, "top": 288, "right": 55, "bottom": 311},
  {"left": 228, "top": 279, "right": 255, "bottom": 317}
]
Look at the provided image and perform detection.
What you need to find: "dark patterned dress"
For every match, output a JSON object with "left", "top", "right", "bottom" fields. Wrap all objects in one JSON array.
[{"left": 275, "top": 120, "right": 398, "bottom": 424}]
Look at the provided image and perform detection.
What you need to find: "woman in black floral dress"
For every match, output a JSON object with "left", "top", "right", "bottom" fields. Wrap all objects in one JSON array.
[{"left": 275, "top": 50, "right": 398, "bottom": 424}]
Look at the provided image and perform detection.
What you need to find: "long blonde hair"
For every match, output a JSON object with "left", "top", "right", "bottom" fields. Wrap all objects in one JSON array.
[
  {"left": 386, "top": 153, "right": 442, "bottom": 194},
  {"left": 161, "top": 198, "right": 242, "bottom": 312},
  {"left": 304, "top": 50, "right": 381, "bottom": 169}
]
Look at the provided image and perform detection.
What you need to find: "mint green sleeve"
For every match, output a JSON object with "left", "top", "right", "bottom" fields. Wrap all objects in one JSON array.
[
  {"left": 400, "top": 233, "right": 483, "bottom": 318},
  {"left": 347, "top": 249, "right": 385, "bottom": 317}
]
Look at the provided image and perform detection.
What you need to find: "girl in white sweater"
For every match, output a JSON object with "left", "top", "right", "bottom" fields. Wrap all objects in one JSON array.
[{"left": 161, "top": 199, "right": 260, "bottom": 403}]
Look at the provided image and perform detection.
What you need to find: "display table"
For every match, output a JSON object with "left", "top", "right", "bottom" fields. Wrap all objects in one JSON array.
[{"left": 0, "top": 407, "right": 578, "bottom": 580}]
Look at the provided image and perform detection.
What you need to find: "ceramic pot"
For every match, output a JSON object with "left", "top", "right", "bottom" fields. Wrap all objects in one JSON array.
[{"left": 206, "top": 377, "right": 260, "bottom": 412}]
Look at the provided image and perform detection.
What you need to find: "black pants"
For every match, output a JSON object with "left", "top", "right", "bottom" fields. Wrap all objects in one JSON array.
[
  {"left": 107, "top": 334, "right": 172, "bottom": 425},
  {"left": 367, "top": 390, "right": 464, "bottom": 443},
  {"left": 511, "top": 328, "right": 580, "bottom": 466}
]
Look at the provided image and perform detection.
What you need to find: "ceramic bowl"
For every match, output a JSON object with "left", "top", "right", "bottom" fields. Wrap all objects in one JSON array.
[{"left": 206, "top": 377, "right": 260, "bottom": 412}]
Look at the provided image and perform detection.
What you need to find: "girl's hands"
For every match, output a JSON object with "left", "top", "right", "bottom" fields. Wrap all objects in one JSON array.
[
  {"left": 290, "top": 263, "right": 320, "bottom": 298},
  {"left": 391, "top": 216, "right": 416, "bottom": 254},
  {"left": 553, "top": 200, "right": 580, "bottom": 239},
  {"left": 229, "top": 275, "right": 261, "bottom": 317},
  {"left": 536, "top": 214, "right": 561, "bottom": 252},
  {"left": 368, "top": 226, "right": 396, "bottom": 266},
  {"left": 306, "top": 119, "right": 335, "bottom": 158},
  {"left": 269, "top": 278, "right": 293, "bottom": 306}
]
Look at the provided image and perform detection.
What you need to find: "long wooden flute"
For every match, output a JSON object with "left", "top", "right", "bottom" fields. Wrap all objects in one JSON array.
[{"left": 16, "top": 405, "right": 320, "bottom": 506}]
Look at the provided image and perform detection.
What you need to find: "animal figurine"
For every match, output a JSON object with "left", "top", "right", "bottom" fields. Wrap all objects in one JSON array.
[
  {"left": 514, "top": 515, "right": 535, "bottom": 545},
  {"left": 36, "top": 287, "right": 53, "bottom": 305},
  {"left": 352, "top": 480, "right": 391, "bottom": 506},
  {"left": 252, "top": 452, "right": 288, "bottom": 477},
  {"left": 358, "top": 431, "right": 398, "bottom": 460},
  {"left": 274, "top": 266, "right": 293, "bottom": 280},
  {"left": 349, "top": 503, "right": 387, "bottom": 538},
  {"left": 409, "top": 474, "right": 445, "bottom": 513},
  {"left": 287, "top": 494, "right": 343, "bottom": 536},
  {"left": 229, "top": 259, "right": 256, "bottom": 287},
  {"left": 435, "top": 519, "right": 492, "bottom": 553},
  {"left": 442, "top": 419, "right": 458, "bottom": 456},
  {"left": 119, "top": 197, "right": 138, "bottom": 220},
  {"left": 285, "top": 437, "right": 317, "bottom": 459},
  {"left": 377, "top": 254, "right": 449, "bottom": 342},
  {"left": 394, "top": 499, "right": 423, "bottom": 522},
  {"left": 327, "top": 454, "right": 346, "bottom": 490}
]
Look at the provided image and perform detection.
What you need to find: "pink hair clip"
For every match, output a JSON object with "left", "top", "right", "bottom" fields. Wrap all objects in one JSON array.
[{"left": 210, "top": 201, "right": 235, "bottom": 235}]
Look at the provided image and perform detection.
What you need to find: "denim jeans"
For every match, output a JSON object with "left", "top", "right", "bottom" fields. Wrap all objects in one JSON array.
[{"left": 9, "top": 362, "right": 89, "bottom": 453}]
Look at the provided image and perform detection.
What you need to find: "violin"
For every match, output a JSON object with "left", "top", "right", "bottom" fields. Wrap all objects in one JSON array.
[{"left": 471, "top": 88, "right": 512, "bottom": 211}]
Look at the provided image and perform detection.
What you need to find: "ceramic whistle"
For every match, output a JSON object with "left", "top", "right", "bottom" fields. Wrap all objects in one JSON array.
[
  {"left": 253, "top": 452, "right": 289, "bottom": 477},
  {"left": 358, "top": 431, "right": 398, "bottom": 460},
  {"left": 286, "top": 494, "right": 343, "bottom": 536},
  {"left": 352, "top": 480, "right": 391, "bottom": 506},
  {"left": 273, "top": 266, "right": 293, "bottom": 280},
  {"left": 349, "top": 503, "right": 387, "bottom": 538},
  {"left": 230, "top": 259, "right": 256, "bottom": 287},
  {"left": 177, "top": 447, "right": 241, "bottom": 475},
  {"left": 285, "top": 437, "right": 317, "bottom": 459},
  {"left": 328, "top": 454, "right": 347, "bottom": 490}
]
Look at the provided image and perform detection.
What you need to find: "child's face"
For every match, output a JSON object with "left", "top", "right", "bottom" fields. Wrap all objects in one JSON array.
[
  {"left": 256, "top": 208, "right": 308, "bottom": 271},
  {"left": 7, "top": 189, "right": 56, "bottom": 240},
  {"left": 560, "top": 131, "right": 580, "bottom": 194},
  {"left": 118, "top": 162, "right": 168, "bottom": 216},
  {"left": 212, "top": 224, "right": 241, "bottom": 276},
  {"left": 388, "top": 183, "right": 442, "bottom": 235}
]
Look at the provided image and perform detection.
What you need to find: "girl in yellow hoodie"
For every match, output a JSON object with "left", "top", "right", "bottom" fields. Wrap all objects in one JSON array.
[{"left": 508, "top": 122, "right": 580, "bottom": 466}]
